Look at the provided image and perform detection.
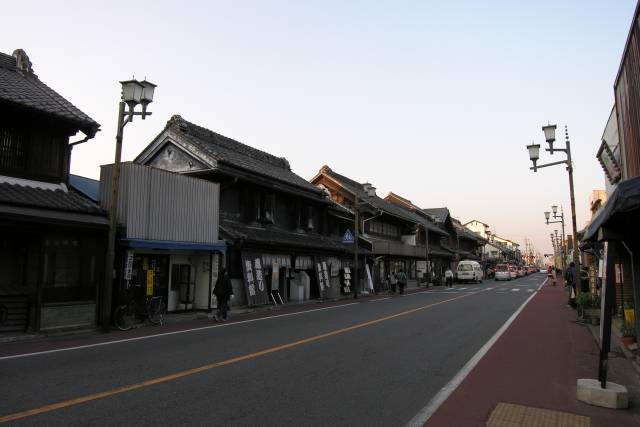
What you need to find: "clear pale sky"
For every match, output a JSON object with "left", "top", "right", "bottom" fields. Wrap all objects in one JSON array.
[{"left": 2, "top": 0, "right": 635, "bottom": 255}]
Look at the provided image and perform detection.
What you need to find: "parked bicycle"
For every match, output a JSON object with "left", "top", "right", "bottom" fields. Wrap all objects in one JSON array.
[{"left": 114, "top": 285, "right": 166, "bottom": 331}]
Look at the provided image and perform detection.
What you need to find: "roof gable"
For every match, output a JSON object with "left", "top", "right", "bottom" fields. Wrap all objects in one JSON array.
[
  {"left": 135, "top": 115, "right": 323, "bottom": 196},
  {"left": 0, "top": 50, "right": 99, "bottom": 136},
  {"left": 313, "top": 166, "right": 425, "bottom": 225}
]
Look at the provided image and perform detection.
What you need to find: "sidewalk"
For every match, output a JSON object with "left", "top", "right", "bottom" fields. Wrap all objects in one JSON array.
[
  {"left": 425, "top": 280, "right": 640, "bottom": 427},
  {"left": 0, "top": 284, "right": 430, "bottom": 347}
]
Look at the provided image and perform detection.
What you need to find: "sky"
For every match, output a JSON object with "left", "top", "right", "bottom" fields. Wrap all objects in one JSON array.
[{"left": 1, "top": 0, "right": 636, "bottom": 256}]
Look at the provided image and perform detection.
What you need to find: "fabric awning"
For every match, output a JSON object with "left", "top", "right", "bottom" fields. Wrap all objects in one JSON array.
[{"left": 121, "top": 238, "right": 227, "bottom": 252}]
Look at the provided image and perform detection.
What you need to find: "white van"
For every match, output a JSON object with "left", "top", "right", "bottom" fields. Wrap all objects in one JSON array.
[{"left": 456, "top": 260, "right": 484, "bottom": 284}]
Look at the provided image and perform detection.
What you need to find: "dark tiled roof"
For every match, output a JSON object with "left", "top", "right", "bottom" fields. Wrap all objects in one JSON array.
[
  {"left": 156, "top": 115, "right": 323, "bottom": 196},
  {"left": 220, "top": 219, "right": 366, "bottom": 253},
  {"left": 0, "top": 182, "right": 103, "bottom": 214},
  {"left": 320, "top": 166, "right": 428, "bottom": 226},
  {"left": 423, "top": 207, "right": 450, "bottom": 223},
  {"left": 0, "top": 51, "right": 99, "bottom": 136},
  {"left": 457, "top": 226, "right": 485, "bottom": 243}
]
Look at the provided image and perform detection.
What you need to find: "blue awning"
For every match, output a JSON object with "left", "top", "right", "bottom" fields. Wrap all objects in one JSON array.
[{"left": 120, "top": 238, "right": 227, "bottom": 252}]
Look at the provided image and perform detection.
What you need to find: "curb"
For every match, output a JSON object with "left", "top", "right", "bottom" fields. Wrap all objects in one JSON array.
[
  {"left": 0, "top": 286, "right": 433, "bottom": 344},
  {"left": 586, "top": 321, "right": 640, "bottom": 377}
]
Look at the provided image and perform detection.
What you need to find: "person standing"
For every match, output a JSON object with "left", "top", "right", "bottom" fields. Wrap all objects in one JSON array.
[
  {"left": 388, "top": 272, "right": 397, "bottom": 294},
  {"left": 213, "top": 268, "right": 233, "bottom": 321},
  {"left": 397, "top": 269, "right": 407, "bottom": 294},
  {"left": 445, "top": 268, "right": 453, "bottom": 288},
  {"left": 566, "top": 262, "right": 577, "bottom": 307}
]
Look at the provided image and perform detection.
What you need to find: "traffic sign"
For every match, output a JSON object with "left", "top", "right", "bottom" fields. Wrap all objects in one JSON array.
[{"left": 342, "top": 229, "right": 354, "bottom": 244}]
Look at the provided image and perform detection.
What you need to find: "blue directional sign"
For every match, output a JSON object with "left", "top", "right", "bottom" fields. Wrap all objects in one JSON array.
[{"left": 342, "top": 229, "right": 354, "bottom": 244}]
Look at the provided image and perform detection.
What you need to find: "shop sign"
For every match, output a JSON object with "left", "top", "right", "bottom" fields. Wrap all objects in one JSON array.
[
  {"left": 241, "top": 252, "right": 270, "bottom": 306},
  {"left": 146, "top": 270, "right": 154, "bottom": 296},
  {"left": 124, "top": 251, "right": 134, "bottom": 280}
]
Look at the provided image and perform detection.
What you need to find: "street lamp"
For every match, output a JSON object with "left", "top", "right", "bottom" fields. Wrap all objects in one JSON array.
[
  {"left": 526, "top": 123, "right": 581, "bottom": 294},
  {"left": 544, "top": 205, "right": 566, "bottom": 274},
  {"left": 102, "top": 77, "right": 157, "bottom": 330}
]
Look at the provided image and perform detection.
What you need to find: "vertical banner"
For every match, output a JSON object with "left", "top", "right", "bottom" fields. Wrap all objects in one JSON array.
[
  {"left": 146, "top": 270, "right": 154, "bottom": 296},
  {"left": 342, "top": 267, "right": 352, "bottom": 294},
  {"left": 316, "top": 263, "right": 325, "bottom": 291},
  {"left": 241, "top": 251, "right": 270, "bottom": 306},
  {"left": 271, "top": 262, "right": 280, "bottom": 292},
  {"left": 322, "top": 262, "right": 330, "bottom": 287},
  {"left": 365, "top": 264, "right": 374, "bottom": 291}
]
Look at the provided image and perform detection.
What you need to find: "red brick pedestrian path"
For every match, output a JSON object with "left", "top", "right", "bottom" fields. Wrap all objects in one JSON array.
[{"left": 425, "top": 281, "right": 640, "bottom": 426}]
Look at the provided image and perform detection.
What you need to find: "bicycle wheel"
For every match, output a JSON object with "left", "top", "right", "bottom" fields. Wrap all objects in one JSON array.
[
  {"left": 114, "top": 303, "right": 135, "bottom": 331},
  {"left": 148, "top": 298, "right": 166, "bottom": 326}
]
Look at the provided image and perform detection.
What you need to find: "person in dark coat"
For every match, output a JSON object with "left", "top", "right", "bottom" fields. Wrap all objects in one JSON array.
[
  {"left": 566, "top": 262, "right": 577, "bottom": 308},
  {"left": 213, "top": 268, "right": 233, "bottom": 321}
]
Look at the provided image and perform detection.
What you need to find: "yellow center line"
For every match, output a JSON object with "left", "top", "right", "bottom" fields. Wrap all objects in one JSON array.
[{"left": 0, "top": 290, "right": 480, "bottom": 423}]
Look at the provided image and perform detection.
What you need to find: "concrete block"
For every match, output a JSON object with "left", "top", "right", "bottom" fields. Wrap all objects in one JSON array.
[{"left": 576, "top": 378, "right": 628, "bottom": 409}]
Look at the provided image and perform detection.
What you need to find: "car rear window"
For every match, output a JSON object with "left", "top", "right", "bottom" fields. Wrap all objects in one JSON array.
[
  {"left": 458, "top": 265, "right": 473, "bottom": 271},
  {"left": 496, "top": 265, "right": 508, "bottom": 271}
]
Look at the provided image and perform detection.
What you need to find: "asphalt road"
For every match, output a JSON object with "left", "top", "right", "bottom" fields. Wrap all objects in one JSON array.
[{"left": 1, "top": 273, "right": 546, "bottom": 426}]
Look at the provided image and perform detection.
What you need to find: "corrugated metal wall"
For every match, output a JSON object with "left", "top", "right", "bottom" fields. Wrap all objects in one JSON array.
[
  {"left": 616, "top": 10, "right": 640, "bottom": 179},
  {"left": 99, "top": 162, "right": 219, "bottom": 243}
]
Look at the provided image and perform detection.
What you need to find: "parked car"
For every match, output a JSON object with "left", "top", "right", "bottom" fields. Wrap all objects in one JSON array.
[
  {"left": 516, "top": 266, "right": 526, "bottom": 277},
  {"left": 494, "top": 264, "right": 511, "bottom": 281},
  {"left": 456, "top": 260, "right": 484, "bottom": 283},
  {"left": 539, "top": 268, "right": 547, "bottom": 273},
  {"left": 527, "top": 266, "right": 537, "bottom": 274},
  {"left": 509, "top": 265, "right": 517, "bottom": 279}
]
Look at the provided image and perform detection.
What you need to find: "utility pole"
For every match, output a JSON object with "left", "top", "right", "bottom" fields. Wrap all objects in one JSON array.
[
  {"left": 353, "top": 194, "right": 359, "bottom": 299},
  {"left": 425, "top": 219, "right": 430, "bottom": 286}
]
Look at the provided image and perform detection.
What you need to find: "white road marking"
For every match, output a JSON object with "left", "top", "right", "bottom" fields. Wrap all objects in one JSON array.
[
  {"left": 371, "top": 297, "right": 391, "bottom": 302},
  {"left": 458, "top": 287, "right": 467, "bottom": 290},
  {"left": 405, "top": 278, "right": 547, "bottom": 427},
  {"left": 0, "top": 302, "right": 361, "bottom": 361},
  {"left": 511, "top": 288, "right": 520, "bottom": 292},
  {"left": 485, "top": 287, "right": 493, "bottom": 290},
  {"left": 527, "top": 289, "right": 534, "bottom": 293}
]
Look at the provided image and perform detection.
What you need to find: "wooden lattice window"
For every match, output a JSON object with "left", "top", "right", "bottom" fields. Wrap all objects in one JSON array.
[{"left": 0, "top": 128, "right": 27, "bottom": 172}]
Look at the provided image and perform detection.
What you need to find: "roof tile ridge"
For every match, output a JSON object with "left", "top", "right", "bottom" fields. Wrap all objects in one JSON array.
[{"left": 171, "top": 116, "right": 292, "bottom": 170}]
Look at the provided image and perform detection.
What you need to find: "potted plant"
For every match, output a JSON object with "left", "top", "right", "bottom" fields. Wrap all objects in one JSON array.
[
  {"left": 620, "top": 320, "right": 636, "bottom": 348},
  {"left": 584, "top": 294, "right": 601, "bottom": 325},
  {"left": 576, "top": 292, "right": 601, "bottom": 324}
]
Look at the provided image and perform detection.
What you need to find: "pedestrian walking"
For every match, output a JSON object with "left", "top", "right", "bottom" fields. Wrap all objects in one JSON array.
[
  {"left": 565, "top": 262, "right": 577, "bottom": 308},
  {"left": 213, "top": 268, "right": 233, "bottom": 321},
  {"left": 397, "top": 269, "right": 407, "bottom": 294},
  {"left": 388, "top": 272, "right": 397, "bottom": 294},
  {"left": 445, "top": 268, "right": 453, "bottom": 288}
]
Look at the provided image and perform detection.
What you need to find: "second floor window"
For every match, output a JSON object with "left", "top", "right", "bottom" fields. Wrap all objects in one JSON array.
[
  {"left": 261, "top": 194, "right": 275, "bottom": 224},
  {"left": 369, "top": 220, "right": 398, "bottom": 237},
  {"left": 0, "top": 129, "right": 27, "bottom": 171}
]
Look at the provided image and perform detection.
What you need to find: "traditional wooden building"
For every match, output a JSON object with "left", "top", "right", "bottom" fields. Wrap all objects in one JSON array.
[
  {"left": 383, "top": 192, "right": 451, "bottom": 283},
  {"left": 0, "top": 49, "right": 106, "bottom": 332},
  {"left": 310, "top": 166, "right": 433, "bottom": 288},
  {"left": 134, "top": 116, "right": 367, "bottom": 306},
  {"left": 451, "top": 218, "right": 486, "bottom": 261},
  {"left": 423, "top": 208, "right": 486, "bottom": 269}
]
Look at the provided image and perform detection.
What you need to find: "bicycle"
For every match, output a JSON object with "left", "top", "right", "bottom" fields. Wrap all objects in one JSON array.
[{"left": 113, "top": 285, "right": 166, "bottom": 331}]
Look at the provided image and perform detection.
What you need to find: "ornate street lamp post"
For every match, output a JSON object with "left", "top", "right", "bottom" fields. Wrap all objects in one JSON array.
[
  {"left": 527, "top": 124, "right": 581, "bottom": 294},
  {"left": 544, "top": 205, "right": 566, "bottom": 274},
  {"left": 102, "top": 78, "right": 157, "bottom": 330}
]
